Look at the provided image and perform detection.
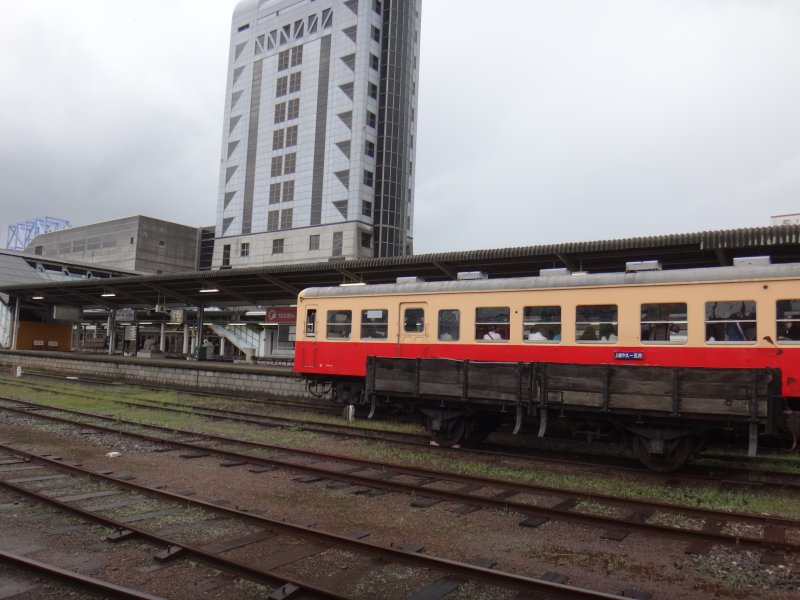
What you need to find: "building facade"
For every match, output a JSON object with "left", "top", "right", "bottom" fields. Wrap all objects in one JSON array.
[
  {"left": 213, "top": 0, "right": 421, "bottom": 268},
  {"left": 26, "top": 216, "right": 202, "bottom": 274}
]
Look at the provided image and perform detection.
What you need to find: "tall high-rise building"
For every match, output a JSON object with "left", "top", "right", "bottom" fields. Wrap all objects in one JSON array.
[{"left": 213, "top": 0, "right": 421, "bottom": 268}]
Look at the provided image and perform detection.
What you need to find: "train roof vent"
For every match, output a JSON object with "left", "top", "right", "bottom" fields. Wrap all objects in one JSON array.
[
  {"left": 539, "top": 268, "right": 571, "bottom": 277},
  {"left": 625, "top": 260, "right": 662, "bottom": 273},
  {"left": 733, "top": 256, "right": 771, "bottom": 267},
  {"left": 396, "top": 276, "right": 423, "bottom": 284},
  {"left": 456, "top": 271, "right": 488, "bottom": 280}
]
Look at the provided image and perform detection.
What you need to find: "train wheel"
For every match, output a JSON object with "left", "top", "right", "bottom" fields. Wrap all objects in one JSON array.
[
  {"left": 632, "top": 435, "right": 692, "bottom": 472},
  {"left": 465, "top": 413, "right": 502, "bottom": 443},
  {"left": 428, "top": 416, "right": 466, "bottom": 447}
]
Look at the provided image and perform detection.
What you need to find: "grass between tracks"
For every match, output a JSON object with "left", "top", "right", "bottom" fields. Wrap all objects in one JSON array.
[{"left": 2, "top": 376, "right": 800, "bottom": 520}]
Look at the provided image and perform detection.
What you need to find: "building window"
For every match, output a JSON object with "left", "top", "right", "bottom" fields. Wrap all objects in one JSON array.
[
  {"left": 576, "top": 305, "right": 618, "bottom": 343},
  {"left": 365, "top": 140, "right": 375, "bottom": 157},
  {"left": 361, "top": 309, "right": 388, "bottom": 339},
  {"left": 287, "top": 98, "right": 300, "bottom": 120},
  {"left": 271, "top": 155, "right": 283, "bottom": 177},
  {"left": 274, "top": 102, "right": 286, "bottom": 123},
  {"left": 269, "top": 182, "right": 281, "bottom": 204},
  {"left": 362, "top": 200, "right": 372, "bottom": 217},
  {"left": 373, "top": 0, "right": 381, "bottom": 14},
  {"left": 282, "top": 180, "right": 294, "bottom": 202},
  {"left": 309, "top": 234, "right": 320, "bottom": 251},
  {"left": 367, "top": 111, "right": 376, "bottom": 128},
  {"left": 523, "top": 306, "right": 561, "bottom": 342},
  {"left": 278, "top": 49, "right": 290, "bottom": 71},
  {"left": 276, "top": 76, "right": 288, "bottom": 97},
  {"left": 289, "top": 72, "right": 301, "bottom": 93},
  {"left": 240, "top": 242, "right": 250, "bottom": 257},
  {"left": 368, "top": 82, "right": 377, "bottom": 99},
  {"left": 438, "top": 309, "right": 459, "bottom": 341},
  {"left": 361, "top": 232, "right": 372, "bottom": 248},
  {"left": 363, "top": 170, "right": 373, "bottom": 187},
  {"left": 285, "top": 125, "right": 298, "bottom": 146},
  {"left": 641, "top": 303, "right": 687, "bottom": 344},
  {"left": 272, "top": 238, "right": 284, "bottom": 254},
  {"left": 34, "top": 245, "right": 43, "bottom": 255},
  {"left": 371, "top": 25, "right": 380, "bottom": 42},
  {"left": 280, "top": 207, "right": 293, "bottom": 229},
  {"left": 476, "top": 307, "right": 510, "bottom": 341},
  {"left": 222, "top": 244, "right": 231, "bottom": 266},
  {"left": 284, "top": 153, "right": 296, "bottom": 174},
  {"left": 272, "top": 129, "right": 285, "bottom": 150},
  {"left": 332, "top": 231, "right": 343, "bottom": 257},
  {"left": 370, "top": 54, "right": 379, "bottom": 71},
  {"left": 291, "top": 45, "right": 303, "bottom": 66},
  {"left": 267, "top": 210, "right": 279, "bottom": 232},
  {"left": 705, "top": 301, "right": 756, "bottom": 343},
  {"left": 322, "top": 7, "right": 332, "bottom": 28}
]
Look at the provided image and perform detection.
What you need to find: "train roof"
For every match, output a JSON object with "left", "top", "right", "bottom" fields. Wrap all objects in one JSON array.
[{"left": 299, "top": 261, "right": 800, "bottom": 299}]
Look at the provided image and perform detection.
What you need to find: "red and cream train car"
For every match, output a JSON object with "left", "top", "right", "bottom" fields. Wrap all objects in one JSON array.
[{"left": 293, "top": 260, "right": 800, "bottom": 470}]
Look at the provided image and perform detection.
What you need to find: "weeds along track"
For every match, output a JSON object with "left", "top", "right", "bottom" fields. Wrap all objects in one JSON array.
[
  {"left": 1, "top": 395, "right": 800, "bottom": 563},
  {"left": 0, "top": 443, "right": 628, "bottom": 599},
  {"left": 3, "top": 374, "right": 800, "bottom": 493}
]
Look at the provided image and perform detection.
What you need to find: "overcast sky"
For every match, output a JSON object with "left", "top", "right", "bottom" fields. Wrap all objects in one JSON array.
[{"left": 1, "top": 0, "right": 798, "bottom": 254}]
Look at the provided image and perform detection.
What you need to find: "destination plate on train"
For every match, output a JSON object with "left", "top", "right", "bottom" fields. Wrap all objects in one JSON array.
[{"left": 614, "top": 351, "right": 644, "bottom": 361}]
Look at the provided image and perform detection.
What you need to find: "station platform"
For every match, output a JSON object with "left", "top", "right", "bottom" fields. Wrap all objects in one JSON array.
[{"left": 0, "top": 350, "right": 310, "bottom": 401}]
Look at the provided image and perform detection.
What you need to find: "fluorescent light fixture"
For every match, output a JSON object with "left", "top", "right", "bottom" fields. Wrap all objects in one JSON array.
[
  {"left": 199, "top": 288, "right": 219, "bottom": 293},
  {"left": 339, "top": 282, "right": 367, "bottom": 287},
  {"left": 138, "top": 321, "right": 153, "bottom": 325},
  {"left": 101, "top": 292, "right": 116, "bottom": 297},
  {"left": 32, "top": 296, "right": 44, "bottom": 300}
]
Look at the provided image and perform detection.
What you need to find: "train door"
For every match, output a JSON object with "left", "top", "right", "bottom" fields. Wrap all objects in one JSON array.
[
  {"left": 398, "top": 303, "right": 428, "bottom": 357},
  {"left": 299, "top": 305, "right": 317, "bottom": 368}
]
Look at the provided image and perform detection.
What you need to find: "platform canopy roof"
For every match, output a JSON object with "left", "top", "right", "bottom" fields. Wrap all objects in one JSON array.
[{"left": 2, "top": 225, "right": 799, "bottom": 310}]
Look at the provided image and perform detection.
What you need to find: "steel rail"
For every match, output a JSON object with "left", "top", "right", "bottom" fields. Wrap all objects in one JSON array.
[
  {"left": 8, "top": 373, "right": 799, "bottom": 491},
  {"left": 0, "top": 550, "right": 167, "bottom": 600},
  {"left": 1, "top": 397, "right": 798, "bottom": 553},
  {"left": 0, "top": 445, "right": 626, "bottom": 600}
]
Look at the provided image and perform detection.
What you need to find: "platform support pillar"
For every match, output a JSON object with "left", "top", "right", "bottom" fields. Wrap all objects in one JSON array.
[
  {"left": 219, "top": 337, "right": 226, "bottom": 357},
  {"left": 182, "top": 323, "right": 190, "bottom": 355},
  {"left": 159, "top": 323, "right": 166, "bottom": 353},
  {"left": 107, "top": 309, "right": 116, "bottom": 355},
  {"left": 10, "top": 296, "right": 20, "bottom": 350}
]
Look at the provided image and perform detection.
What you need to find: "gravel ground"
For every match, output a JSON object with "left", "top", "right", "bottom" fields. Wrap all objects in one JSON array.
[{"left": 0, "top": 408, "right": 798, "bottom": 599}]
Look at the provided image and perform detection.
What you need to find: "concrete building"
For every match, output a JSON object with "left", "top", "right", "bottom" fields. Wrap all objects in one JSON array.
[
  {"left": 213, "top": 0, "right": 421, "bottom": 268},
  {"left": 26, "top": 216, "right": 203, "bottom": 274}
]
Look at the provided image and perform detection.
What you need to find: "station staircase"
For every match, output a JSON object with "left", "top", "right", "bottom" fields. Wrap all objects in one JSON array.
[{"left": 208, "top": 323, "right": 260, "bottom": 357}]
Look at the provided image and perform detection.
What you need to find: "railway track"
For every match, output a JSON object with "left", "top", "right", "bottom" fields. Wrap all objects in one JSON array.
[
  {"left": 4, "top": 374, "right": 800, "bottom": 494},
  {"left": 1, "top": 395, "right": 798, "bottom": 561},
  {"left": 0, "top": 443, "right": 628, "bottom": 599}
]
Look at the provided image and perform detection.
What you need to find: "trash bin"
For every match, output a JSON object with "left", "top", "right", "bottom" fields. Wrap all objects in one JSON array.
[{"left": 196, "top": 346, "right": 207, "bottom": 361}]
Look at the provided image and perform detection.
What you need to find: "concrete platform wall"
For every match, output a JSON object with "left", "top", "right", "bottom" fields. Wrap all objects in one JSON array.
[{"left": 0, "top": 351, "right": 312, "bottom": 400}]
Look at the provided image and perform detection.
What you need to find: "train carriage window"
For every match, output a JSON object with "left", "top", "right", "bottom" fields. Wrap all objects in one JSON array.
[
  {"left": 305, "top": 309, "right": 316, "bottom": 337},
  {"left": 705, "top": 301, "right": 756, "bottom": 343},
  {"left": 403, "top": 308, "right": 425, "bottom": 333},
  {"left": 776, "top": 300, "right": 800, "bottom": 343},
  {"left": 361, "top": 309, "right": 388, "bottom": 339},
  {"left": 523, "top": 306, "right": 561, "bottom": 342},
  {"left": 438, "top": 309, "right": 460, "bottom": 341},
  {"left": 476, "top": 307, "right": 509, "bottom": 341},
  {"left": 640, "top": 303, "right": 687, "bottom": 344},
  {"left": 326, "top": 310, "right": 352, "bottom": 339},
  {"left": 576, "top": 305, "right": 618, "bottom": 343}
]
